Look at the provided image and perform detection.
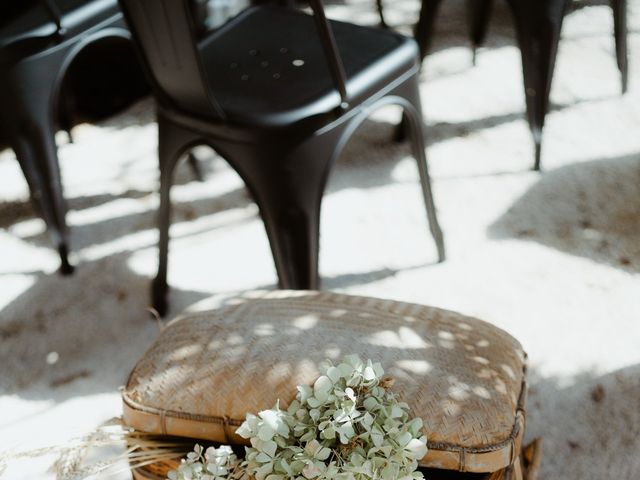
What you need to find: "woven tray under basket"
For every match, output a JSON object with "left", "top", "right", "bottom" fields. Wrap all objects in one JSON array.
[
  {"left": 129, "top": 440, "right": 541, "bottom": 480},
  {"left": 123, "top": 291, "right": 540, "bottom": 478},
  {"left": 129, "top": 456, "right": 503, "bottom": 480}
]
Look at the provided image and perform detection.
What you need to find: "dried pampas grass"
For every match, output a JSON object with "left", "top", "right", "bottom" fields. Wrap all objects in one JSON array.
[{"left": 0, "top": 418, "right": 189, "bottom": 480}]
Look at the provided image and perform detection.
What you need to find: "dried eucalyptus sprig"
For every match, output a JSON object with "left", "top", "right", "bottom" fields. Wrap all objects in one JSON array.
[{"left": 168, "top": 355, "right": 428, "bottom": 480}]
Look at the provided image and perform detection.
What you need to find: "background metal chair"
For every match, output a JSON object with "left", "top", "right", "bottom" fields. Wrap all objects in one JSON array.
[
  {"left": 0, "top": 0, "right": 138, "bottom": 273},
  {"left": 378, "top": 0, "right": 628, "bottom": 170},
  {"left": 467, "top": 0, "right": 628, "bottom": 170},
  {"left": 119, "top": 0, "right": 445, "bottom": 316},
  {"left": 466, "top": 0, "right": 628, "bottom": 91}
]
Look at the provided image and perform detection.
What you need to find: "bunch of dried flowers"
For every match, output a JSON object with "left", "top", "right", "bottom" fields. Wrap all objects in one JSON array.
[{"left": 169, "top": 355, "right": 427, "bottom": 480}]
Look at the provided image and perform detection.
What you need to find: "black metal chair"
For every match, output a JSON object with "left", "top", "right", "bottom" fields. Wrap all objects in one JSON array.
[
  {"left": 0, "top": 0, "right": 131, "bottom": 273},
  {"left": 118, "top": 0, "right": 446, "bottom": 316},
  {"left": 466, "top": 0, "right": 628, "bottom": 91},
  {"left": 378, "top": 0, "right": 628, "bottom": 171},
  {"left": 466, "top": 0, "right": 628, "bottom": 170}
]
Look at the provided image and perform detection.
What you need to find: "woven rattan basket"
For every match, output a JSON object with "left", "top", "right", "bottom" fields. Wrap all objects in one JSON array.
[{"left": 123, "top": 291, "right": 540, "bottom": 479}]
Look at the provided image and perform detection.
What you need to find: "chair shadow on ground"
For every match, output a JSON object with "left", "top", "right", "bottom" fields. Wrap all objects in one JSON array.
[
  {"left": 0, "top": 109, "right": 453, "bottom": 408},
  {"left": 2, "top": 90, "right": 628, "bottom": 280},
  {"left": 321, "top": 262, "right": 432, "bottom": 289},
  {"left": 488, "top": 153, "right": 640, "bottom": 272},
  {"left": 0, "top": 250, "right": 212, "bottom": 406},
  {"left": 0, "top": 108, "right": 413, "bottom": 263},
  {"left": 0, "top": 190, "right": 152, "bottom": 230},
  {"left": 330, "top": 95, "right": 607, "bottom": 182},
  {"left": 41, "top": 186, "right": 248, "bottom": 253}
]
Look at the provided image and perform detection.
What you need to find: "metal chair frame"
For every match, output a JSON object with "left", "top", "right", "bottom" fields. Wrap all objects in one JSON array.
[
  {"left": 119, "top": 0, "right": 445, "bottom": 315},
  {"left": 0, "top": 0, "right": 131, "bottom": 273},
  {"left": 377, "top": 0, "right": 628, "bottom": 170}
]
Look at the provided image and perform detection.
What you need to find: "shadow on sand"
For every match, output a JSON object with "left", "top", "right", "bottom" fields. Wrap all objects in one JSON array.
[{"left": 488, "top": 153, "right": 640, "bottom": 272}]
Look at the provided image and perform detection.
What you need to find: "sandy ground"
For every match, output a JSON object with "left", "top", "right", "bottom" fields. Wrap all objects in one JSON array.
[{"left": 1, "top": 0, "right": 640, "bottom": 478}]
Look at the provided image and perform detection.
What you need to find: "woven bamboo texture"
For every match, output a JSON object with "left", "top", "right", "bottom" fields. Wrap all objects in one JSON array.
[{"left": 123, "top": 291, "right": 527, "bottom": 473}]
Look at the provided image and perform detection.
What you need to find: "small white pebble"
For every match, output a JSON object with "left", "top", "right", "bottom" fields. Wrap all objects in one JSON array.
[{"left": 46, "top": 352, "right": 59, "bottom": 365}]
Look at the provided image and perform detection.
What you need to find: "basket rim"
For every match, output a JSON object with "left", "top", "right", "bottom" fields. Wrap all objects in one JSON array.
[{"left": 123, "top": 371, "right": 526, "bottom": 455}]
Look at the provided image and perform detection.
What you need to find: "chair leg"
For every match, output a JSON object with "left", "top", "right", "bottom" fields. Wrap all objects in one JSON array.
[
  {"left": 401, "top": 79, "right": 445, "bottom": 262},
  {"left": 376, "top": 0, "right": 388, "bottom": 28},
  {"left": 392, "top": 0, "right": 445, "bottom": 143},
  {"left": 186, "top": 151, "right": 205, "bottom": 182},
  {"left": 59, "top": 93, "right": 75, "bottom": 144},
  {"left": 466, "top": 0, "right": 493, "bottom": 65},
  {"left": 414, "top": 0, "right": 446, "bottom": 61},
  {"left": 610, "top": 0, "right": 628, "bottom": 94},
  {"left": 152, "top": 163, "right": 173, "bottom": 317},
  {"left": 259, "top": 184, "right": 322, "bottom": 289},
  {"left": 11, "top": 117, "right": 73, "bottom": 274},
  {"left": 151, "top": 116, "right": 194, "bottom": 316},
  {"left": 0, "top": 41, "right": 78, "bottom": 274},
  {"left": 227, "top": 130, "right": 343, "bottom": 290},
  {"left": 506, "top": 0, "right": 569, "bottom": 171}
]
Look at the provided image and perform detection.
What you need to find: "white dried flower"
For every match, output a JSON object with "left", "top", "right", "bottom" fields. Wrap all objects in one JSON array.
[{"left": 168, "top": 444, "right": 240, "bottom": 480}]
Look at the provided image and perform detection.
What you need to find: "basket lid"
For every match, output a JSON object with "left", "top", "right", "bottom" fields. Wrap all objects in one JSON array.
[{"left": 123, "top": 291, "right": 527, "bottom": 473}]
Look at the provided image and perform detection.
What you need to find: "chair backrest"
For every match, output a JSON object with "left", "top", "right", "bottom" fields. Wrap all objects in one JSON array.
[
  {"left": 118, "top": 0, "right": 225, "bottom": 119},
  {"left": 307, "top": 0, "right": 348, "bottom": 107},
  {"left": 119, "top": 0, "right": 349, "bottom": 120}
]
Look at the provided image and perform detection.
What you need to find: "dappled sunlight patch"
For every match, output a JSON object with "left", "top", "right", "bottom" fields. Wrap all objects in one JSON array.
[
  {"left": 254, "top": 323, "right": 275, "bottom": 337},
  {"left": 438, "top": 398, "right": 462, "bottom": 418},
  {"left": 168, "top": 345, "right": 203, "bottom": 363},
  {"left": 501, "top": 364, "right": 517, "bottom": 381},
  {"left": 7, "top": 217, "right": 47, "bottom": 239},
  {"left": 436, "top": 339, "right": 455, "bottom": 350},
  {"left": 397, "top": 359, "right": 432, "bottom": 375},
  {"left": 471, "top": 356, "right": 490, "bottom": 365},
  {"left": 292, "top": 314, "right": 319, "bottom": 331},
  {"left": 226, "top": 334, "right": 245, "bottom": 346},
  {"left": 472, "top": 386, "right": 491, "bottom": 400},
  {"left": 0, "top": 274, "right": 35, "bottom": 312},
  {"left": 367, "top": 327, "right": 430, "bottom": 349}
]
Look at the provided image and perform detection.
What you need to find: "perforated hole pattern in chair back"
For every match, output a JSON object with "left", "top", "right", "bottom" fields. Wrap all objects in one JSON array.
[{"left": 199, "top": 6, "right": 417, "bottom": 124}]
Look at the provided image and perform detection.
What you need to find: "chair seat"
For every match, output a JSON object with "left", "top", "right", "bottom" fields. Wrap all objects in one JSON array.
[
  {"left": 0, "top": 0, "right": 120, "bottom": 63},
  {"left": 198, "top": 6, "right": 419, "bottom": 128}
]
